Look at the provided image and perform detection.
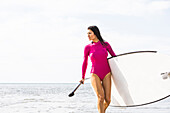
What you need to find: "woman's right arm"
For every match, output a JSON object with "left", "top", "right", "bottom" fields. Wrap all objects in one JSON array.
[{"left": 82, "top": 45, "right": 90, "bottom": 81}]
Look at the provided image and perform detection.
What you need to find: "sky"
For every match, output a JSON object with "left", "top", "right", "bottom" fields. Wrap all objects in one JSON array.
[{"left": 0, "top": 0, "right": 170, "bottom": 83}]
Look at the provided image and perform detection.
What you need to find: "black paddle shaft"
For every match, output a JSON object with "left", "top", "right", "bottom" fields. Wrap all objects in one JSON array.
[
  {"left": 68, "top": 78, "right": 90, "bottom": 97},
  {"left": 68, "top": 82, "right": 82, "bottom": 97}
]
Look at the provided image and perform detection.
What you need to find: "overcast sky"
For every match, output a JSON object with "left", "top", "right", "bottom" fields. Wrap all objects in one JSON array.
[{"left": 0, "top": 0, "right": 170, "bottom": 83}]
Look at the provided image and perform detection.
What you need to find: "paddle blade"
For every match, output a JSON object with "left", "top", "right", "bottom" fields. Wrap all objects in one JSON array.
[{"left": 68, "top": 92, "right": 74, "bottom": 97}]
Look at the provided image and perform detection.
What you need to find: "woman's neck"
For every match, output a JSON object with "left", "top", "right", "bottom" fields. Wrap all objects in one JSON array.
[{"left": 92, "top": 39, "right": 99, "bottom": 43}]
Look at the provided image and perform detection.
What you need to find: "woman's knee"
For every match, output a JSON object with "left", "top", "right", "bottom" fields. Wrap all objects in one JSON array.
[
  {"left": 98, "top": 94, "right": 105, "bottom": 103},
  {"left": 105, "top": 97, "right": 111, "bottom": 105}
]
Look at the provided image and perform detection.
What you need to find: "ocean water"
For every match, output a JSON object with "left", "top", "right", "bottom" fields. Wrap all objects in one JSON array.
[{"left": 0, "top": 83, "right": 169, "bottom": 113}]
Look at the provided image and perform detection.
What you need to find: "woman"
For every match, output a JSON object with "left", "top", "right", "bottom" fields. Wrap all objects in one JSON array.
[{"left": 80, "top": 26, "right": 116, "bottom": 113}]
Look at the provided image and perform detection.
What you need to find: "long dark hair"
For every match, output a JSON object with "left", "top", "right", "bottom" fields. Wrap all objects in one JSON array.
[{"left": 88, "top": 26, "right": 106, "bottom": 45}]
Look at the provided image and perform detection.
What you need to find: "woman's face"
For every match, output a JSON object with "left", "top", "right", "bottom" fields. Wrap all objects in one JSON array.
[{"left": 87, "top": 29, "right": 97, "bottom": 41}]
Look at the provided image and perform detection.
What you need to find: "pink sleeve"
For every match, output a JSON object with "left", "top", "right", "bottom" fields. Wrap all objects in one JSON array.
[
  {"left": 82, "top": 45, "right": 90, "bottom": 79},
  {"left": 105, "top": 42, "right": 116, "bottom": 57}
]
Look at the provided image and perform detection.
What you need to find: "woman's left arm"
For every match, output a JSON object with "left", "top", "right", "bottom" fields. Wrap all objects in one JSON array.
[{"left": 105, "top": 42, "right": 116, "bottom": 57}]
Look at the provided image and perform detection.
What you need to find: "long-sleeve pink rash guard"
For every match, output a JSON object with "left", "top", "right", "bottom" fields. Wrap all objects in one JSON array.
[{"left": 82, "top": 41, "right": 116, "bottom": 80}]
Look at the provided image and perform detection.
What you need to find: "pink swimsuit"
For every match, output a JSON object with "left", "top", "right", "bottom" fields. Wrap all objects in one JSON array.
[{"left": 82, "top": 41, "right": 116, "bottom": 80}]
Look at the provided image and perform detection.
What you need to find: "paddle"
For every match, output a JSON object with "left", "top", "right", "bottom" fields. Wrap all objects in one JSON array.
[{"left": 68, "top": 78, "right": 90, "bottom": 97}]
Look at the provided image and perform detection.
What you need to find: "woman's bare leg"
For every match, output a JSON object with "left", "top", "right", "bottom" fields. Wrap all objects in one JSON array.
[
  {"left": 91, "top": 74, "right": 105, "bottom": 113},
  {"left": 102, "top": 72, "right": 112, "bottom": 112}
]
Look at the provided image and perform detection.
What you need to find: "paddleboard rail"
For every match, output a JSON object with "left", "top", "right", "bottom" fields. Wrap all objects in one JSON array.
[
  {"left": 108, "top": 50, "right": 157, "bottom": 60},
  {"left": 110, "top": 95, "right": 170, "bottom": 107}
]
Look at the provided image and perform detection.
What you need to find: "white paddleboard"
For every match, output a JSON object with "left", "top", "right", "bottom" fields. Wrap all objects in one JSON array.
[{"left": 108, "top": 51, "right": 170, "bottom": 107}]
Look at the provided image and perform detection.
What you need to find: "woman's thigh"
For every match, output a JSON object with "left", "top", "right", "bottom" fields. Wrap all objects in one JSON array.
[
  {"left": 102, "top": 73, "right": 112, "bottom": 100},
  {"left": 91, "top": 74, "right": 104, "bottom": 98}
]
